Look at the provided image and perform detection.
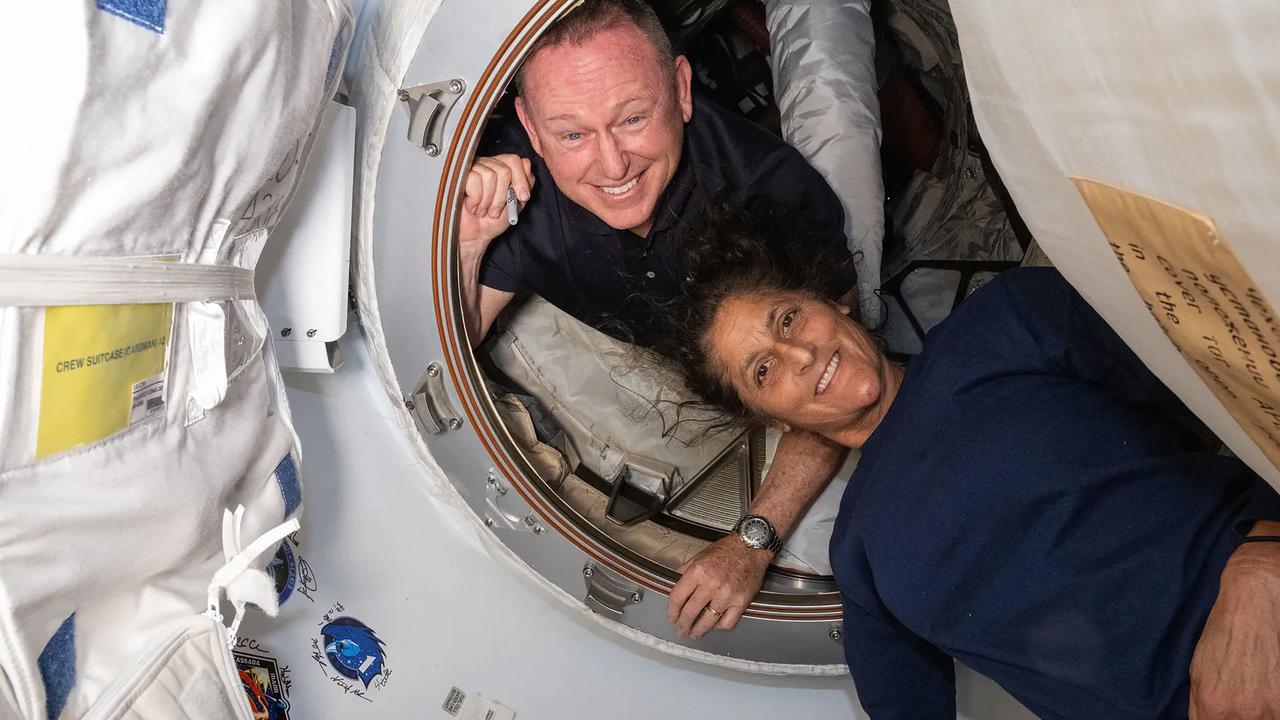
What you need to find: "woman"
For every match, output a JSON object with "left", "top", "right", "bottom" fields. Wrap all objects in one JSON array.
[{"left": 656, "top": 202, "right": 1280, "bottom": 719}]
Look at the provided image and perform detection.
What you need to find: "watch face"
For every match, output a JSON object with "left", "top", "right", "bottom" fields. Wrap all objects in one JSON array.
[{"left": 740, "top": 517, "right": 772, "bottom": 548}]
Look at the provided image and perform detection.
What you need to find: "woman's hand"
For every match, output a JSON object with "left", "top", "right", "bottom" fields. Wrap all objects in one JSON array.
[
  {"left": 666, "top": 535, "right": 771, "bottom": 639},
  {"left": 1189, "top": 527, "right": 1280, "bottom": 720}
]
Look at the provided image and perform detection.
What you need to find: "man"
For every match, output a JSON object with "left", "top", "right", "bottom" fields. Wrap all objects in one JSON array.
[{"left": 457, "top": 0, "right": 852, "bottom": 640}]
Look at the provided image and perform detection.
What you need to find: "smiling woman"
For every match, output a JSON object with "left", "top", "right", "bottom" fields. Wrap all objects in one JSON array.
[
  {"left": 706, "top": 291, "right": 899, "bottom": 443},
  {"left": 652, "top": 197, "right": 1280, "bottom": 718},
  {"left": 651, "top": 196, "right": 867, "bottom": 436}
]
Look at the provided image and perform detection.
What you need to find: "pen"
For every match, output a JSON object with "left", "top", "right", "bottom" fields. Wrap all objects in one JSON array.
[{"left": 506, "top": 186, "right": 519, "bottom": 226}]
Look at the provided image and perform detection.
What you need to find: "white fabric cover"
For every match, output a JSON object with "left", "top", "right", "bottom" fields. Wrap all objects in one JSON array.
[
  {"left": 0, "top": 2, "right": 351, "bottom": 717},
  {"left": 766, "top": 0, "right": 885, "bottom": 327},
  {"left": 949, "top": 0, "right": 1280, "bottom": 488},
  {"left": 489, "top": 296, "right": 737, "bottom": 486},
  {"left": 82, "top": 616, "right": 250, "bottom": 720}
]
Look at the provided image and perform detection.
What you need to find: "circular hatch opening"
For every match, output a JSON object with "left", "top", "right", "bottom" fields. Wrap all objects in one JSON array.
[{"left": 367, "top": 0, "right": 847, "bottom": 668}]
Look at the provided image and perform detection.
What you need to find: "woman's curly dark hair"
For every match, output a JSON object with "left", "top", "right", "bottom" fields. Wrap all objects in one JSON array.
[{"left": 649, "top": 194, "right": 859, "bottom": 435}]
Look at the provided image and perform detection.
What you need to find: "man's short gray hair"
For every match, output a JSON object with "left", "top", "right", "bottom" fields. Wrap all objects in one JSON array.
[{"left": 514, "top": 0, "right": 676, "bottom": 98}]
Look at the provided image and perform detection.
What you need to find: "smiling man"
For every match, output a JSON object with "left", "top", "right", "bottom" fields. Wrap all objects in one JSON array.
[
  {"left": 457, "top": 0, "right": 858, "bottom": 639},
  {"left": 459, "top": 0, "right": 851, "bottom": 346}
]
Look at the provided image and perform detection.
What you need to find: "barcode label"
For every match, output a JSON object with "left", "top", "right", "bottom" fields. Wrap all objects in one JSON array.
[
  {"left": 129, "top": 374, "right": 166, "bottom": 425},
  {"left": 442, "top": 687, "right": 466, "bottom": 715}
]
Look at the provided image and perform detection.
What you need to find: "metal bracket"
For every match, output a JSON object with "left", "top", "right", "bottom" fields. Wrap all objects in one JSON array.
[
  {"left": 582, "top": 563, "right": 643, "bottom": 621},
  {"left": 397, "top": 78, "right": 467, "bottom": 157},
  {"left": 483, "top": 470, "right": 545, "bottom": 535},
  {"left": 407, "top": 362, "right": 463, "bottom": 434}
]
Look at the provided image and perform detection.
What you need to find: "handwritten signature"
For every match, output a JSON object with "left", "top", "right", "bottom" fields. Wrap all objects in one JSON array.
[
  {"left": 310, "top": 638, "right": 329, "bottom": 674},
  {"left": 296, "top": 557, "right": 318, "bottom": 603},
  {"left": 328, "top": 674, "right": 373, "bottom": 702},
  {"left": 235, "top": 637, "right": 267, "bottom": 653},
  {"left": 318, "top": 601, "right": 345, "bottom": 627}
]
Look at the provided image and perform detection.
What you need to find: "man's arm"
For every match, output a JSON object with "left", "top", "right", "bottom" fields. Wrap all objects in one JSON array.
[
  {"left": 667, "top": 429, "right": 847, "bottom": 638},
  {"left": 458, "top": 154, "right": 532, "bottom": 345},
  {"left": 1189, "top": 519, "right": 1280, "bottom": 719},
  {"left": 460, "top": 245, "right": 514, "bottom": 342}
]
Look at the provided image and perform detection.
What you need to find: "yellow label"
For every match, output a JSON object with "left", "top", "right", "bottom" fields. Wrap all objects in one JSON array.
[
  {"left": 36, "top": 302, "right": 174, "bottom": 459},
  {"left": 1074, "top": 178, "right": 1280, "bottom": 473}
]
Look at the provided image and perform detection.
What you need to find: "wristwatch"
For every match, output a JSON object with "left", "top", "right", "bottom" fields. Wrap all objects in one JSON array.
[{"left": 734, "top": 514, "right": 783, "bottom": 554}]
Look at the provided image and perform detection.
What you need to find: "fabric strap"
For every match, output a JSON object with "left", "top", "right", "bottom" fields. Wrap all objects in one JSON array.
[
  {"left": 0, "top": 254, "right": 255, "bottom": 307},
  {"left": 205, "top": 507, "right": 300, "bottom": 645}
]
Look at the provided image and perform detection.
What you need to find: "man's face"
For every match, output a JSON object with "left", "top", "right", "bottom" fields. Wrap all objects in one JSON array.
[{"left": 515, "top": 23, "right": 693, "bottom": 238}]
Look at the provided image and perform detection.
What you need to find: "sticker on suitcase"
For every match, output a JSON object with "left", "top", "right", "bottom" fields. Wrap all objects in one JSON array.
[
  {"left": 37, "top": 301, "right": 175, "bottom": 459},
  {"left": 235, "top": 650, "right": 291, "bottom": 720}
]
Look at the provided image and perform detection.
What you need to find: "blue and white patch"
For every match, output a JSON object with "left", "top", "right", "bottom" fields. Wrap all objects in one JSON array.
[
  {"left": 274, "top": 455, "right": 301, "bottom": 517},
  {"left": 321, "top": 618, "right": 387, "bottom": 689},
  {"left": 97, "top": 0, "right": 167, "bottom": 33},
  {"left": 38, "top": 614, "right": 76, "bottom": 720},
  {"left": 265, "top": 541, "right": 298, "bottom": 607}
]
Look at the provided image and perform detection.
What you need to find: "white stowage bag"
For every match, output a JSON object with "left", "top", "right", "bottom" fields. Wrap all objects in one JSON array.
[
  {"left": 0, "top": 2, "right": 351, "bottom": 719},
  {"left": 947, "top": 0, "right": 1280, "bottom": 488},
  {"left": 488, "top": 296, "right": 738, "bottom": 486},
  {"left": 766, "top": 0, "right": 885, "bottom": 328}
]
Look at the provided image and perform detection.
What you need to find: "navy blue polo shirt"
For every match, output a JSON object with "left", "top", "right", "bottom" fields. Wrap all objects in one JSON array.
[
  {"left": 830, "top": 268, "right": 1280, "bottom": 719},
  {"left": 478, "top": 94, "right": 848, "bottom": 346}
]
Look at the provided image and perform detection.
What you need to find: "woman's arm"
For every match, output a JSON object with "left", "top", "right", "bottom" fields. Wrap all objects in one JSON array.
[
  {"left": 667, "top": 429, "right": 846, "bottom": 637},
  {"left": 1189, "top": 520, "right": 1280, "bottom": 719}
]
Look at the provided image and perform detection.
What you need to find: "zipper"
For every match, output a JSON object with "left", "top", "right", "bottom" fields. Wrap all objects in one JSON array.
[{"left": 82, "top": 615, "right": 250, "bottom": 720}]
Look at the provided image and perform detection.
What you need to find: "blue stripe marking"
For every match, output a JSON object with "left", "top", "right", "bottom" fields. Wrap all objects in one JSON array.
[
  {"left": 325, "top": 30, "right": 346, "bottom": 90},
  {"left": 38, "top": 614, "right": 76, "bottom": 720},
  {"left": 97, "top": 0, "right": 167, "bottom": 33},
  {"left": 275, "top": 455, "right": 301, "bottom": 517}
]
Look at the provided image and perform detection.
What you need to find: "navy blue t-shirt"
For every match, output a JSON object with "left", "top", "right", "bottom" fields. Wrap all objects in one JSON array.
[
  {"left": 477, "top": 94, "right": 848, "bottom": 346},
  {"left": 830, "top": 268, "right": 1280, "bottom": 719}
]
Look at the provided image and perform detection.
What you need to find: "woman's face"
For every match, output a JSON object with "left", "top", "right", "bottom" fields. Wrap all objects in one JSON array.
[{"left": 705, "top": 289, "right": 892, "bottom": 437}]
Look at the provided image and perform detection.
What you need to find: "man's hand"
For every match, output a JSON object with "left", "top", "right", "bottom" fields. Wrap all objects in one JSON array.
[
  {"left": 457, "top": 154, "right": 532, "bottom": 342},
  {"left": 1189, "top": 526, "right": 1280, "bottom": 720},
  {"left": 458, "top": 154, "right": 534, "bottom": 246},
  {"left": 666, "top": 535, "right": 771, "bottom": 640}
]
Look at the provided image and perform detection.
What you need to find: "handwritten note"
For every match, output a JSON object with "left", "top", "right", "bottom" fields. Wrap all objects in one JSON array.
[{"left": 1074, "top": 178, "right": 1280, "bottom": 473}]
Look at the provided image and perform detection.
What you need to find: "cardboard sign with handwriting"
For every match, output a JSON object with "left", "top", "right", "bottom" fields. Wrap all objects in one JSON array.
[{"left": 1074, "top": 178, "right": 1280, "bottom": 473}]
